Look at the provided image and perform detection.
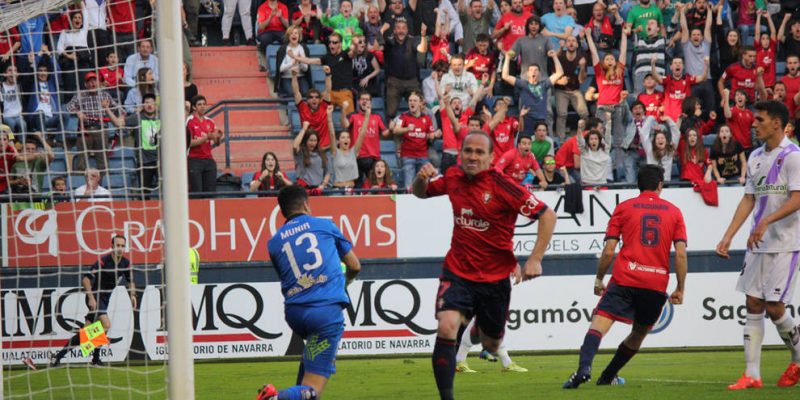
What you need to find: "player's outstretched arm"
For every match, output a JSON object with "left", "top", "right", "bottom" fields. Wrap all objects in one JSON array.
[
  {"left": 716, "top": 194, "right": 755, "bottom": 258},
  {"left": 411, "top": 163, "right": 438, "bottom": 198},
  {"left": 82, "top": 276, "right": 97, "bottom": 311},
  {"left": 670, "top": 241, "right": 687, "bottom": 305},
  {"left": 341, "top": 250, "right": 361, "bottom": 286},
  {"left": 594, "top": 238, "right": 618, "bottom": 295},
  {"left": 522, "top": 207, "right": 556, "bottom": 281}
]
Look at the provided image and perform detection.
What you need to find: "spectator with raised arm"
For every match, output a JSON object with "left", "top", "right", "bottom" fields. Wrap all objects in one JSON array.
[
  {"left": 584, "top": 2, "right": 622, "bottom": 52},
  {"left": 293, "top": 121, "right": 331, "bottom": 189},
  {"left": 639, "top": 115, "right": 681, "bottom": 182},
  {"left": 440, "top": 92, "right": 482, "bottom": 173},
  {"left": 541, "top": 0, "right": 575, "bottom": 48},
  {"left": 464, "top": 34, "right": 498, "bottom": 97},
  {"left": 382, "top": 0, "right": 415, "bottom": 34},
  {"left": 329, "top": 103, "right": 369, "bottom": 189},
  {"left": 778, "top": 13, "right": 800, "bottom": 59},
  {"left": 321, "top": 0, "right": 363, "bottom": 51},
  {"left": 458, "top": 0, "right": 493, "bottom": 51},
  {"left": 501, "top": 48, "right": 563, "bottom": 136},
  {"left": 73, "top": 168, "right": 111, "bottom": 202},
  {"left": 10, "top": 132, "right": 53, "bottom": 194},
  {"left": 25, "top": 62, "right": 61, "bottom": 134},
  {"left": 292, "top": 66, "right": 333, "bottom": 151},
  {"left": 493, "top": 0, "right": 532, "bottom": 52},
  {"left": 482, "top": 97, "right": 518, "bottom": 159},
  {"left": 754, "top": 9, "right": 777, "bottom": 92},
  {"left": 680, "top": 3, "right": 714, "bottom": 112},
  {"left": 289, "top": 32, "right": 356, "bottom": 116},
  {"left": 721, "top": 87, "right": 755, "bottom": 154},
  {"left": 619, "top": 101, "right": 648, "bottom": 183},
  {"left": 631, "top": 18, "right": 665, "bottom": 96},
  {"left": 495, "top": 133, "right": 547, "bottom": 187},
  {"left": 57, "top": 10, "right": 91, "bottom": 95},
  {"left": 341, "top": 91, "right": 390, "bottom": 183},
  {"left": 382, "top": 20, "right": 428, "bottom": 121},
  {"left": 586, "top": 24, "right": 630, "bottom": 181},
  {"left": 650, "top": 56, "right": 709, "bottom": 121}
]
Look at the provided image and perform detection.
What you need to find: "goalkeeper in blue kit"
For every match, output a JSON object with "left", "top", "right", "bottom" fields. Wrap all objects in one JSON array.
[{"left": 257, "top": 185, "right": 361, "bottom": 400}]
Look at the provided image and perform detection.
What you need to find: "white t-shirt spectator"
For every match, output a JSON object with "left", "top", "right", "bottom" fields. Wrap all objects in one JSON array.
[
  {"left": 440, "top": 71, "right": 478, "bottom": 106},
  {"left": 1, "top": 82, "right": 23, "bottom": 117},
  {"left": 74, "top": 184, "right": 111, "bottom": 202}
]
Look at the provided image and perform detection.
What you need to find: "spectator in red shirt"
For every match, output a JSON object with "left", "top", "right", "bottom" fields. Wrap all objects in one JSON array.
[
  {"left": 341, "top": 92, "right": 390, "bottom": 184},
  {"left": 441, "top": 93, "right": 481, "bottom": 174},
  {"left": 483, "top": 98, "right": 518, "bottom": 160},
  {"left": 465, "top": 34, "right": 498, "bottom": 94},
  {"left": 363, "top": 159, "right": 398, "bottom": 190},
  {"left": 495, "top": 134, "right": 547, "bottom": 188},
  {"left": 677, "top": 128, "right": 712, "bottom": 184},
  {"left": 718, "top": 46, "right": 762, "bottom": 105},
  {"left": 754, "top": 10, "right": 777, "bottom": 91},
  {"left": 222, "top": 0, "right": 254, "bottom": 46},
  {"left": 186, "top": 95, "right": 224, "bottom": 194},
  {"left": 637, "top": 74, "right": 663, "bottom": 119},
  {"left": 0, "top": 27, "right": 20, "bottom": 71},
  {"left": 292, "top": 69, "right": 333, "bottom": 150},
  {"left": 722, "top": 88, "right": 755, "bottom": 153},
  {"left": 390, "top": 91, "right": 440, "bottom": 188},
  {"left": 249, "top": 151, "right": 291, "bottom": 195},
  {"left": 256, "top": 0, "right": 290, "bottom": 71},
  {"left": 430, "top": 9, "right": 451, "bottom": 65},
  {"left": 781, "top": 55, "right": 800, "bottom": 119},
  {"left": 108, "top": 0, "right": 137, "bottom": 62},
  {"left": 492, "top": 0, "right": 532, "bottom": 52},
  {"left": 0, "top": 129, "right": 18, "bottom": 195},
  {"left": 411, "top": 131, "right": 556, "bottom": 400},
  {"left": 555, "top": 133, "right": 581, "bottom": 183},
  {"left": 563, "top": 164, "right": 687, "bottom": 389},
  {"left": 98, "top": 51, "right": 125, "bottom": 99},
  {"left": 650, "top": 56, "right": 709, "bottom": 122}
]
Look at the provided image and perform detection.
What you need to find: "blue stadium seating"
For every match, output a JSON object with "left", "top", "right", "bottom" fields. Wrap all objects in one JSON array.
[
  {"left": 703, "top": 134, "right": 717, "bottom": 147},
  {"left": 241, "top": 171, "right": 255, "bottom": 191},
  {"left": 267, "top": 45, "right": 280, "bottom": 75}
]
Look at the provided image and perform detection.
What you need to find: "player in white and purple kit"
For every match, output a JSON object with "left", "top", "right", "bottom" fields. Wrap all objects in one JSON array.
[{"left": 717, "top": 100, "right": 800, "bottom": 390}]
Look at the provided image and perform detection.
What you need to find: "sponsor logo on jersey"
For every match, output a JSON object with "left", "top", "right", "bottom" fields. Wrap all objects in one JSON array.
[{"left": 454, "top": 208, "right": 490, "bottom": 231}]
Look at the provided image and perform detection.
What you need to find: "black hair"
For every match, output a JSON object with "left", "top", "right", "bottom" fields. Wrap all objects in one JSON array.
[
  {"left": 753, "top": 100, "right": 790, "bottom": 131},
  {"left": 190, "top": 95, "right": 207, "bottom": 110},
  {"left": 586, "top": 117, "right": 603, "bottom": 131},
  {"left": 278, "top": 185, "right": 309, "bottom": 218},
  {"left": 142, "top": 93, "right": 157, "bottom": 102},
  {"left": 637, "top": 165, "right": 664, "bottom": 192},
  {"left": 524, "top": 15, "right": 541, "bottom": 36},
  {"left": 631, "top": 100, "right": 645, "bottom": 112},
  {"left": 467, "top": 115, "right": 483, "bottom": 125},
  {"left": 111, "top": 234, "right": 126, "bottom": 245}
]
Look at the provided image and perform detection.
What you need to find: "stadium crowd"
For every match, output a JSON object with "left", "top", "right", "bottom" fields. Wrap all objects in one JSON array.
[{"left": 1, "top": 0, "right": 800, "bottom": 201}]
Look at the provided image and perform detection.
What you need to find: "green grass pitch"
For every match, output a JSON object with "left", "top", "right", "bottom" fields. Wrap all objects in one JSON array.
[{"left": 6, "top": 349, "right": 799, "bottom": 399}]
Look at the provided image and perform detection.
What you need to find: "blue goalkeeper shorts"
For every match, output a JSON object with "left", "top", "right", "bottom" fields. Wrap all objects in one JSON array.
[{"left": 284, "top": 304, "right": 345, "bottom": 378}]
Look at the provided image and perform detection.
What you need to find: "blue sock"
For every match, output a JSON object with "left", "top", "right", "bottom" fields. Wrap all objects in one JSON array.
[
  {"left": 278, "top": 385, "right": 317, "bottom": 400},
  {"left": 432, "top": 336, "right": 457, "bottom": 400},
  {"left": 578, "top": 329, "right": 603, "bottom": 375}
]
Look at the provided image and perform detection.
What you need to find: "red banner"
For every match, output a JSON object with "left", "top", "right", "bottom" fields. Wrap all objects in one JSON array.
[{"left": 5, "top": 197, "right": 398, "bottom": 267}]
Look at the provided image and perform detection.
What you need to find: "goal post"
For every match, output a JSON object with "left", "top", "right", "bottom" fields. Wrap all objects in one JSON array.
[{"left": 155, "top": 0, "right": 195, "bottom": 398}]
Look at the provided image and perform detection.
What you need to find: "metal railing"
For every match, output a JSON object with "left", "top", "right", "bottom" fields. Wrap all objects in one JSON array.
[{"left": 205, "top": 98, "right": 294, "bottom": 168}]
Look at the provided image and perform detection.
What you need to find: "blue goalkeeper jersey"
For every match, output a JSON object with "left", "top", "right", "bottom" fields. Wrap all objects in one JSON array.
[{"left": 268, "top": 214, "right": 353, "bottom": 307}]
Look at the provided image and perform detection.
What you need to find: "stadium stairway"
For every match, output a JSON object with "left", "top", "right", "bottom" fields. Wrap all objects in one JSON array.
[{"left": 191, "top": 46, "right": 292, "bottom": 176}]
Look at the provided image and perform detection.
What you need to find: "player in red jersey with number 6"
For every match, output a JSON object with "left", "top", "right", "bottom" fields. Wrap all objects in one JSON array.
[
  {"left": 563, "top": 164, "right": 688, "bottom": 389},
  {"left": 412, "top": 131, "right": 556, "bottom": 400}
]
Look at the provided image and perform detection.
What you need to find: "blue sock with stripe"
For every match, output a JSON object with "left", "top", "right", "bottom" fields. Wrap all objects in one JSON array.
[{"left": 278, "top": 385, "right": 317, "bottom": 400}]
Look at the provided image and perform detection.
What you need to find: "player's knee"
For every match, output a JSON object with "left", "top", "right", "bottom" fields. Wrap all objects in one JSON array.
[
  {"left": 765, "top": 301, "right": 787, "bottom": 320},
  {"left": 745, "top": 296, "right": 766, "bottom": 313},
  {"left": 436, "top": 314, "right": 461, "bottom": 339},
  {"left": 480, "top": 338, "right": 501, "bottom": 353}
]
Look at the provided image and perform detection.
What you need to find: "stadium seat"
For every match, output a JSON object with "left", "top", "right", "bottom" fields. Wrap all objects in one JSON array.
[
  {"left": 49, "top": 158, "right": 67, "bottom": 174},
  {"left": 68, "top": 175, "right": 86, "bottom": 190},
  {"left": 267, "top": 45, "right": 280, "bottom": 74},
  {"left": 777, "top": 62, "right": 786, "bottom": 76},
  {"left": 308, "top": 44, "right": 327, "bottom": 57},
  {"left": 102, "top": 174, "right": 128, "bottom": 189},
  {"left": 383, "top": 152, "right": 399, "bottom": 169},
  {"left": 290, "top": 110, "right": 301, "bottom": 133},
  {"left": 420, "top": 68, "right": 432, "bottom": 81},
  {"left": 286, "top": 170, "right": 297, "bottom": 182},
  {"left": 380, "top": 140, "right": 396, "bottom": 154},
  {"left": 310, "top": 65, "right": 326, "bottom": 91},
  {"left": 241, "top": 172, "right": 255, "bottom": 191}
]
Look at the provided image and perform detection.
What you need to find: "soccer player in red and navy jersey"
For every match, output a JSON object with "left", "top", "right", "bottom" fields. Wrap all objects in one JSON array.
[
  {"left": 563, "top": 164, "right": 688, "bottom": 389},
  {"left": 412, "top": 131, "right": 557, "bottom": 400}
]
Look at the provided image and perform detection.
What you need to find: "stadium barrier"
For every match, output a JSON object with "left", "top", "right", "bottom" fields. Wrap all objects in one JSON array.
[{"left": 3, "top": 187, "right": 767, "bottom": 364}]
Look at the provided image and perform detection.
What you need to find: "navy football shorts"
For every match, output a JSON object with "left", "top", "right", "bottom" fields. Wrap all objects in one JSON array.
[
  {"left": 595, "top": 283, "right": 667, "bottom": 327},
  {"left": 85, "top": 292, "right": 111, "bottom": 322},
  {"left": 285, "top": 303, "right": 345, "bottom": 378},
  {"left": 435, "top": 268, "right": 511, "bottom": 340}
]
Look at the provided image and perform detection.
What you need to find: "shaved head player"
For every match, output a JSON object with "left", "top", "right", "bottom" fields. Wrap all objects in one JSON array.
[{"left": 412, "top": 131, "right": 557, "bottom": 400}]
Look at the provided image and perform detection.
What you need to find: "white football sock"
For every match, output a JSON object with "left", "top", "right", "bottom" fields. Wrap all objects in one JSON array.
[
  {"left": 774, "top": 312, "right": 800, "bottom": 363},
  {"left": 456, "top": 320, "right": 476, "bottom": 363},
  {"left": 744, "top": 313, "right": 765, "bottom": 379},
  {"left": 498, "top": 345, "right": 512, "bottom": 368}
]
